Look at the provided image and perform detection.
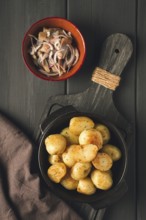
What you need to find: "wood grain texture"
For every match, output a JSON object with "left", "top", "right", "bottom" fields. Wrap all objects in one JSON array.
[
  {"left": 0, "top": 0, "right": 140, "bottom": 219},
  {"left": 67, "top": 1, "right": 136, "bottom": 220},
  {"left": 41, "top": 34, "right": 133, "bottom": 130},
  {"left": 39, "top": 33, "right": 134, "bottom": 220},
  {"left": 0, "top": 1, "right": 97, "bottom": 220},
  {"left": 0, "top": 0, "right": 66, "bottom": 136},
  {"left": 39, "top": 33, "right": 133, "bottom": 219},
  {"left": 137, "top": 0, "right": 146, "bottom": 219}
]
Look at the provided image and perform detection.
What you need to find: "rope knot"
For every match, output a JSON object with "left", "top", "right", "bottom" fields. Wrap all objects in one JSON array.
[{"left": 92, "top": 67, "right": 121, "bottom": 91}]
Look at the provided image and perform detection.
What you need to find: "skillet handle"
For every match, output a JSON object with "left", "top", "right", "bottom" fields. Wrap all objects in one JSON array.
[{"left": 39, "top": 104, "right": 77, "bottom": 135}]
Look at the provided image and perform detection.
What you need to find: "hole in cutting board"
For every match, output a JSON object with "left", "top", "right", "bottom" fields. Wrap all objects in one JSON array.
[{"left": 115, "top": 49, "right": 120, "bottom": 53}]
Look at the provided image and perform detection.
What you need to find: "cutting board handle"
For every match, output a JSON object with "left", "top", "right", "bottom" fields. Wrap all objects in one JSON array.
[{"left": 91, "top": 33, "right": 133, "bottom": 90}]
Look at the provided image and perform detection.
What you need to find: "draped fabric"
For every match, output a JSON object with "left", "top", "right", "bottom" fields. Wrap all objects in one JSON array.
[{"left": 0, "top": 114, "right": 82, "bottom": 220}]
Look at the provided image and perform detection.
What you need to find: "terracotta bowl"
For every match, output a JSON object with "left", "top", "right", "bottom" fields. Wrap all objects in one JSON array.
[{"left": 22, "top": 17, "right": 86, "bottom": 81}]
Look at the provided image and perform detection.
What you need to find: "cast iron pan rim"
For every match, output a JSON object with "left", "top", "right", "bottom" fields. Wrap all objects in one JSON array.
[{"left": 38, "top": 110, "right": 128, "bottom": 204}]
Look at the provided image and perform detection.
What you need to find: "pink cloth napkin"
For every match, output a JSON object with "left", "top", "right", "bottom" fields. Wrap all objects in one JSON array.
[{"left": 0, "top": 114, "right": 82, "bottom": 220}]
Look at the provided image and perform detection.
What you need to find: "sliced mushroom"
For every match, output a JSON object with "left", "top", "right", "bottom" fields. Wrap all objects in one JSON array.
[
  {"left": 29, "top": 27, "right": 79, "bottom": 77},
  {"left": 38, "top": 32, "right": 47, "bottom": 41}
]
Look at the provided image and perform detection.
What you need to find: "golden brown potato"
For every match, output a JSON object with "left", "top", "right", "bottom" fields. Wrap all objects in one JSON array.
[
  {"left": 102, "top": 144, "right": 122, "bottom": 161},
  {"left": 45, "top": 134, "right": 67, "bottom": 155},
  {"left": 80, "top": 144, "right": 98, "bottom": 162},
  {"left": 48, "top": 155, "right": 61, "bottom": 164},
  {"left": 62, "top": 151, "right": 75, "bottom": 168},
  {"left": 60, "top": 127, "right": 79, "bottom": 145},
  {"left": 68, "top": 144, "right": 82, "bottom": 157},
  {"left": 62, "top": 144, "right": 98, "bottom": 167},
  {"left": 69, "top": 116, "right": 95, "bottom": 136},
  {"left": 77, "top": 178, "right": 96, "bottom": 195},
  {"left": 79, "top": 129, "right": 103, "bottom": 149},
  {"left": 62, "top": 145, "right": 81, "bottom": 167},
  {"left": 71, "top": 162, "right": 92, "bottom": 180},
  {"left": 92, "top": 152, "right": 113, "bottom": 171},
  {"left": 95, "top": 124, "right": 110, "bottom": 144},
  {"left": 91, "top": 170, "right": 113, "bottom": 190},
  {"left": 61, "top": 172, "right": 78, "bottom": 190},
  {"left": 47, "top": 162, "right": 67, "bottom": 183}
]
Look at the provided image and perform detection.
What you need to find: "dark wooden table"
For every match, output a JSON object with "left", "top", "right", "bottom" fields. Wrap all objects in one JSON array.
[{"left": 0, "top": 0, "right": 145, "bottom": 219}]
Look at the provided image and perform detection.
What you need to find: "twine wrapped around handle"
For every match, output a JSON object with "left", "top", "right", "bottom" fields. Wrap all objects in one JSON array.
[{"left": 91, "top": 67, "right": 121, "bottom": 91}]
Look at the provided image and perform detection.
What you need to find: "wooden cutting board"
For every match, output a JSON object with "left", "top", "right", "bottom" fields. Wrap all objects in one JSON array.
[
  {"left": 39, "top": 33, "right": 133, "bottom": 148},
  {"left": 37, "top": 33, "right": 133, "bottom": 219}
]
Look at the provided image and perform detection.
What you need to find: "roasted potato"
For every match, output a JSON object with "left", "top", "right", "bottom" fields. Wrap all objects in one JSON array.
[
  {"left": 62, "top": 144, "right": 98, "bottom": 166},
  {"left": 45, "top": 134, "right": 67, "bottom": 155},
  {"left": 80, "top": 144, "right": 98, "bottom": 162},
  {"left": 95, "top": 124, "right": 110, "bottom": 144},
  {"left": 48, "top": 155, "right": 61, "bottom": 164},
  {"left": 91, "top": 170, "right": 113, "bottom": 190},
  {"left": 60, "top": 127, "right": 79, "bottom": 145},
  {"left": 47, "top": 162, "right": 67, "bottom": 183},
  {"left": 92, "top": 152, "right": 113, "bottom": 171},
  {"left": 61, "top": 172, "right": 78, "bottom": 190},
  {"left": 79, "top": 129, "right": 103, "bottom": 149},
  {"left": 102, "top": 144, "right": 122, "bottom": 161},
  {"left": 77, "top": 178, "right": 96, "bottom": 195},
  {"left": 62, "top": 151, "right": 75, "bottom": 168},
  {"left": 45, "top": 116, "right": 122, "bottom": 195},
  {"left": 69, "top": 116, "right": 95, "bottom": 136},
  {"left": 62, "top": 145, "right": 81, "bottom": 167},
  {"left": 71, "top": 162, "right": 92, "bottom": 180}
]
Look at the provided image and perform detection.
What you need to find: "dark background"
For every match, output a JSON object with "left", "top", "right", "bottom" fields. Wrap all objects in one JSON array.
[{"left": 0, "top": 0, "right": 145, "bottom": 219}]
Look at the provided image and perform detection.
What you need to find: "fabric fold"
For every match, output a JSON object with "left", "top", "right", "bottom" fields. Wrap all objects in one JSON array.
[{"left": 0, "top": 114, "right": 82, "bottom": 220}]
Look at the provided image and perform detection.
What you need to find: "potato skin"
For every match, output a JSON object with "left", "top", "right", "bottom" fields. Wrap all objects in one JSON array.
[
  {"left": 48, "top": 155, "right": 61, "bottom": 164},
  {"left": 92, "top": 152, "right": 113, "bottom": 171},
  {"left": 95, "top": 124, "right": 111, "bottom": 144},
  {"left": 62, "top": 144, "right": 98, "bottom": 167},
  {"left": 47, "top": 162, "right": 67, "bottom": 183},
  {"left": 80, "top": 144, "right": 98, "bottom": 162},
  {"left": 62, "top": 151, "right": 75, "bottom": 168},
  {"left": 91, "top": 170, "right": 113, "bottom": 190},
  {"left": 45, "top": 116, "right": 119, "bottom": 195},
  {"left": 77, "top": 178, "right": 96, "bottom": 195},
  {"left": 102, "top": 144, "right": 122, "bottom": 161},
  {"left": 61, "top": 173, "right": 78, "bottom": 190},
  {"left": 71, "top": 162, "right": 92, "bottom": 180},
  {"left": 69, "top": 116, "right": 95, "bottom": 136},
  {"left": 62, "top": 145, "right": 81, "bottom": 167},
  {"left": 60, "top": 127, "right": 79, "bottom": 145},
  {"left": 45, "top": 134, "right": 67, "bottom": 155},
  {"left": 79, "top": 129, "right": 103, "bottom": 149}
]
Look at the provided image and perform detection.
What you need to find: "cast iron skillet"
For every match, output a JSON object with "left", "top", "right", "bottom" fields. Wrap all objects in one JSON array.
[{"left": 38, "top": 104, "right": 128, "bottom": 209}]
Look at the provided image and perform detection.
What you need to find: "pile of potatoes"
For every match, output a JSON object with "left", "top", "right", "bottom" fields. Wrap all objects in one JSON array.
[{"left": 45, "top": 116, "right": 122, "bottom": 195}]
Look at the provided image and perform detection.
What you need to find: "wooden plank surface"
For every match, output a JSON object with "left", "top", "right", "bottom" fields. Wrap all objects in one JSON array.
[
  {"left": 67, "top": 1, "right": 136, "bottom": 220},
  {"left": 0, "top": 0, "right": 141, "bottom": 219},
  {"left": 137, "top": 0, "right": 146, "bottom": 219},
  {"left": 0, "top": 1, "right": 96, "bottom": 219},
  {"left": 0, "top": 0, "right": 66, "bottom": 137}
]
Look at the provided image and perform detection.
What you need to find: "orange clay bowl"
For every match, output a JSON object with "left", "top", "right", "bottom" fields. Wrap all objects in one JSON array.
[{"left": 22, "top": 17, "right": 86, "bottom": 81}]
